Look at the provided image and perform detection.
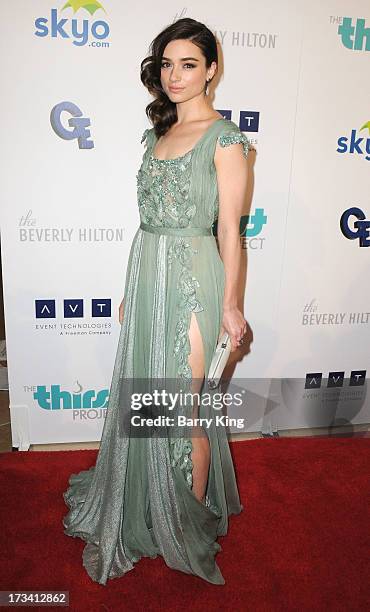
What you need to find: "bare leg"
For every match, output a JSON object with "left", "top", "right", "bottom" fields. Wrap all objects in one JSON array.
[{"left": 188, "top": 312, "right": 210, "bottom": 504}]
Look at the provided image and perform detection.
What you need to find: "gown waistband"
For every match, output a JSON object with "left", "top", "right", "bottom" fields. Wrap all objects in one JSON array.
[{"left": 139, "top": 222, "right": 213, "bottom": 236}]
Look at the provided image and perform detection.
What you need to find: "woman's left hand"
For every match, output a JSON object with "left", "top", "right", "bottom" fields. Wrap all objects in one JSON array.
[{"left": 219, "top": 306, "right": 247, "bottom": 351}]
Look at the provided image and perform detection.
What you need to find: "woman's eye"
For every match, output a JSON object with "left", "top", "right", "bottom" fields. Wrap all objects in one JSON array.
[{"left": 160, "top": 62, "right": 195, "bottom": 69}]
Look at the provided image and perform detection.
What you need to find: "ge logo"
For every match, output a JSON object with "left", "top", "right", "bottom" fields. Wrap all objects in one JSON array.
[
  {"left": 340, "top": 207, "right": 370, "bottom": 247},
  {"left": 50, "top": 101, "right": 94, "bottom": 149}
]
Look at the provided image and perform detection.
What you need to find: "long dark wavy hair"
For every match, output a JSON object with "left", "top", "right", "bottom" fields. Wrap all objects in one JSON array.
[{"left": 140, "top": 17, "right": 218, "bottom": 138}]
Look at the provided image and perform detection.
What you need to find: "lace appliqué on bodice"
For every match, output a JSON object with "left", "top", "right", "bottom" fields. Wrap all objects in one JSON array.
[{"left": 137, "top": 130, "right": 195, "bottom": 228}]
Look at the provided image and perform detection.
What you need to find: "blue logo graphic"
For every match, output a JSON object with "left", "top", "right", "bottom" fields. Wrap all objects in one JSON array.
[
  {"left": 50, "top": 101, "right": 94, "bottom": 149},
  {"left": 340, "top": 207, "right": 370, "bottom": 247},
  {"left": 35, "top": 298, "right": 112, "bottom": 318},
  {"left": 92, "top": 299, "right": 111, "bottom": 317},
  {"left": 64, "top": 299, "right": 84, "bottom": 318},
  {"left": 35, "top": 300, "right": 56, "bottom": 318},
  {"left": 338, "top": 18, "right": 370, "bottom": 51},
  {"left": 337, "top": 121, "right": 370, "bottom": 161},
  {"left": 33, "top": 384, "right": 108, "bottom": 409},
  {"left": 239, "top": 111, "right": 259, "bottom": 133},
  {"left": 34, "top": 3, "right": 110, "bottom": 48}
]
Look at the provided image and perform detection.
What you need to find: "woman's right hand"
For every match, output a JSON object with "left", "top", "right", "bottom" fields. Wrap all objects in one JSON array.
[
  {"left": 219, "top": 305, "right": 247, "bottom": 352},
  {"left": 118, "top": 298, "right": 125, "bottom": 324}
]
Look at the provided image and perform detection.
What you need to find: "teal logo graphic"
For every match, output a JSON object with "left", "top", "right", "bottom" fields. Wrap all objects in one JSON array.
[
  {"left": 34, "top": 1, "right": 110, "bottom": 47},
  {"left": 337, "top": 121, "right": 370, "bottom": 161},
  {"left": 34, "top": 383, "right": 108, "bottom": 410},
  {"left": 212, "top": 209, "right": 267, "bottom": 238},
  {"left": 240, "top": 209, "right": 267, "bottom": 237},
  {"left": 338, "top": 17, "right": 370, "bottom": 51}
]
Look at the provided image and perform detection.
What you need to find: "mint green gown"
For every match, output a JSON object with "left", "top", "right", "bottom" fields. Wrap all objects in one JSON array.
[{"left": 63, "top": 117, "right": 251, "bottom": 585}]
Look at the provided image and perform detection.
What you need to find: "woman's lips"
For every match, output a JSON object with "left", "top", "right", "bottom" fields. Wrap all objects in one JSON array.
[{"left": 169, "top": 87, "right": 184, "bottom": 92}]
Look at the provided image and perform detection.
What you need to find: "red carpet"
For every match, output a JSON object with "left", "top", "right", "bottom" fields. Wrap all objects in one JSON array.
[{"left": 0, "top": 438, "right": 369, "bottom": 611}]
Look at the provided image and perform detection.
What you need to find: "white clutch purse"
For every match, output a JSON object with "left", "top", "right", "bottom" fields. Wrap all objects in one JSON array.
[{"left": 207, "top": 332, "right": 232, "bottom": 389}]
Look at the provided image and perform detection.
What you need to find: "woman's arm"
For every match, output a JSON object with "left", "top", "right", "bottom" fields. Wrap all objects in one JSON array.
[{"left": 214, "top": 140, "right": 248, "bottom": 350}]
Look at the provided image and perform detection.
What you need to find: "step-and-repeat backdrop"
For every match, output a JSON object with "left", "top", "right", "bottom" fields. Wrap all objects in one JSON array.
[{"left": 1, "top": 1, "right": 369, "bottom": 448}]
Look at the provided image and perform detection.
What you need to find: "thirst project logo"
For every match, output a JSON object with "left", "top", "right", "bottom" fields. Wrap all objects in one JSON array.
[
  {"left": 33, "top": 383, "right": 108, "bottom": 410},
  {"left": 338, "top": 17, "right": 370, "bottom": 51}
]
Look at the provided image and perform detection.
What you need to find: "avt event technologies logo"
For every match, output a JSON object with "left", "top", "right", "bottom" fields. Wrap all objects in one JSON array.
[
  {"left": 33, "top": 380, "right": 108, "bottom": 417},
  {"left": 35, "top": 298, "right": 111, "bottom": 318},
  {"left": 34, "top": 0, "right": 110, "bottom": 47},
  {"left": 305, "top": 370, "right": 366, "bottom": 388},
  {"left": 337, "top": 119, "right": 370, "bottom": 161},
  {"left": 340, "top": 207, "right": 370, "bottom": 247},
  {"left": 34, "top": 298, "right": 113, "bottom": 336},
  {"left": 50, "top": 101, "right": 94, "bottom": 149},
  {"left": 337, "top": 17, "right": 370, "bottom": 51}
]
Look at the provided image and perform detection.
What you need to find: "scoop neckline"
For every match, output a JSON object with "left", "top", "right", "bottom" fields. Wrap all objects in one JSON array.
[{"left": 151, "top": 117, "right": 226, "bottom": 162}]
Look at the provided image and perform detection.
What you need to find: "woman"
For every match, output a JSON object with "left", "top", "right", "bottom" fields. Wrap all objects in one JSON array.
[{"left": 63, "top": 16, "right": 251, "bottom": 586}]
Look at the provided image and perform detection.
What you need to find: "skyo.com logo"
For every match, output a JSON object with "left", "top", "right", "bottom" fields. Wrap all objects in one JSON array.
[
  {"left": 337, "top": 120, "right": 370, "bottom": 161},
  {"left": 34, "top": 1, "right": 110, "bottom": 47},
  {"left": 338, "top": 17, "right": 370, "bottom": 51},
  {"left": 340, "top": 207, "right": 370, "bottom": 247}
]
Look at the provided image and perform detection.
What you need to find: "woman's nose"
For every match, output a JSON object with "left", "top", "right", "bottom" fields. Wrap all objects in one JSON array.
[{"left": 170, "top": 69, "right": 181, "bottom": 82}]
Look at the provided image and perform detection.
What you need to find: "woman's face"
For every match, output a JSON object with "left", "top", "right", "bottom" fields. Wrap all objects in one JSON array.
[{"left": 160, "top": 38, "right": 216, "bottom": 103}]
